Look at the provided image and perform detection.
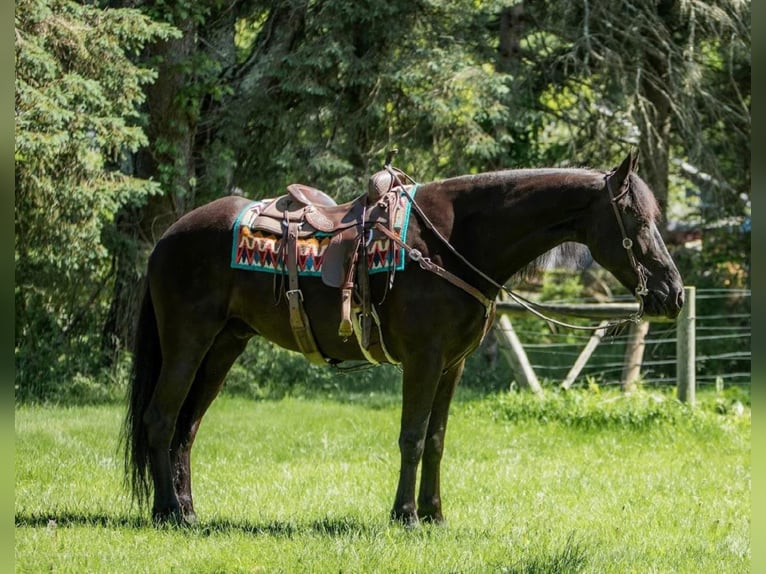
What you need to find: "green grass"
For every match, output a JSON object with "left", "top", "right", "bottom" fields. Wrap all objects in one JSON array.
[{"left": 15, "top": 388, "right": 750, "bottom": 573}]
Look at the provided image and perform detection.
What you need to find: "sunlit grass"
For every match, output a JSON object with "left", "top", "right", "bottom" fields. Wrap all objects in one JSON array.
[{"left": 15, "top": 389, "right": 750, "bottom": 573}]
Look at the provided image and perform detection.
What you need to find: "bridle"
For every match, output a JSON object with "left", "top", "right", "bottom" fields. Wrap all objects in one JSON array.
[
  {"left": 604, "top": 171, "right": 650, "bottom": 320},
  {"left": 384, "top": 166, "right": 649, "bottom": 334}
]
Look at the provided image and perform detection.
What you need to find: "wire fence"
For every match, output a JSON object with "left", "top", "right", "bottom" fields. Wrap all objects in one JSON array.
[{"left": 495, "top": 288, "right": 750, "bottom": 389}]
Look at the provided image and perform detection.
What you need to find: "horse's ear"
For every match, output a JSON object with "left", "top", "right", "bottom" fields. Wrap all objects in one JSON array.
[
  {"left": 630, "top": 149, "right": 639, "bottom": 172},
  {"left": 607, "top": 151, "right": 636, "bottom": 191}
]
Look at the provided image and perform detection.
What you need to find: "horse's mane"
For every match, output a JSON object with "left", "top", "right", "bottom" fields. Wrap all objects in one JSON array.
[
  {"left": 442, "top": 167, "right": 601, "bottom": 189},
  {"left": 444, "top": 168, "right": 662, "bottom": 226}
]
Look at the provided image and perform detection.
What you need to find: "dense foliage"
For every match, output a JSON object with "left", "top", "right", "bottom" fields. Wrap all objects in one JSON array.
[
  {"left": 15, "top": 0, "right": 177, "bottom": 398},
  {"left": 15, "top": 0, "right": 750, "bottom": 401}
]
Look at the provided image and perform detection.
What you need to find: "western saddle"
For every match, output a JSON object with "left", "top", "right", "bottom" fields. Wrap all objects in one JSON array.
[{"left": 245, "top": 159, "right": 412, "bottom": 365}]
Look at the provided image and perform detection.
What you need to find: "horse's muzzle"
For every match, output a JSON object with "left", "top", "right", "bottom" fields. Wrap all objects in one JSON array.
[{"left": 644, "top": 285, "right": 684, "bottom": 319}]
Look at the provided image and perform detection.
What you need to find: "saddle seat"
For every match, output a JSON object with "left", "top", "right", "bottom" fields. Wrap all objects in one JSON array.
[
  {"left": 254, "top": 185, "right": 381, "bottom": 238},
  {"left": 286, "top": 184, "right": 337, "bottom": 208},
  {"left": 245, "top": 168, "right": 411, "bottom": 364}
]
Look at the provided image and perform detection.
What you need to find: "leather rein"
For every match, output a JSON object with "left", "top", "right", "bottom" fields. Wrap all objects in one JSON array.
[{"left": 385, "top": 168, "right": 649, "bottom": 334}]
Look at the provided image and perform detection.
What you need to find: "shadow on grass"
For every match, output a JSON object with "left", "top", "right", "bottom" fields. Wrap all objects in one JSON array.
[
  {"left": 15, "top": 511, "right": 150, "bottom": 530},
  {"left": 15, "top": 510, "right": 376, "bottom": 538},
  {"left": 17, "top": 511, "right": 592, "bottom": 572}
]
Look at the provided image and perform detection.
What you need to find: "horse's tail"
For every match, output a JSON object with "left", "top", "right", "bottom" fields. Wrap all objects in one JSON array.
[{"left": 122, "top": 280, "right": 161, "bottom": 508}]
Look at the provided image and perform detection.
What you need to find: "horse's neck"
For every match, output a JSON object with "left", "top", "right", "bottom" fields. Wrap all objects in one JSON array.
[{"left": 447, "top": 172, "right": 598, "bottom": 289}]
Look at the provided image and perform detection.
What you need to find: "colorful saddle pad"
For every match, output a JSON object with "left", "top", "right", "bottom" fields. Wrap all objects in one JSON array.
[{"left": 231, "top": 187, "right": 417, "bottom": 276}]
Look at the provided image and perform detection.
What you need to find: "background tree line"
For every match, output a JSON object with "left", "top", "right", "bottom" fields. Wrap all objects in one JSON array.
[{"left": 15, "top": 0, "right": 750, "bottom": 401}]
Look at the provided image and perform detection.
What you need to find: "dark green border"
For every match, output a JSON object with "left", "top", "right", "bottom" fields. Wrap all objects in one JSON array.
[
  {"left": 750, "top": 1, "right": 760, "bottom": 571},
  {"left": 5, "top": 0, "right": 16, "bottom": 567}
]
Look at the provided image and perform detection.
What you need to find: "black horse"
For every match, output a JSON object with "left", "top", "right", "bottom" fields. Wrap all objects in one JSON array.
[{"left": 124, "top": 152, "right": 683, "bottom": 525}]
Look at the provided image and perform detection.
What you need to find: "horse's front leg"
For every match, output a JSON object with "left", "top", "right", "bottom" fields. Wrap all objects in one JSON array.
[
  {"left": 391, "top": 357, "right": 444, "bottom": 525},
  {"left": 417, "top": 359, "right": 465, "bottom": 523}
]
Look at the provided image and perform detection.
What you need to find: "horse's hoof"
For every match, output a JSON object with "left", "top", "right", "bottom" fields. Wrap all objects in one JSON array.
[
  {"left": 183, "top": 511, "right": 199, "bottom": 525},
  {"left": 391, "top": 508, "right": 419, "bottom": 528},
  {"left": 152, "top": 507, "right": 189, "bottom": 527},
  {"left": 418, "top": 512, "right": 446, "bottom": 525},
  {"left": 178, "top": 496, "right": 197, "bottom": 524}
]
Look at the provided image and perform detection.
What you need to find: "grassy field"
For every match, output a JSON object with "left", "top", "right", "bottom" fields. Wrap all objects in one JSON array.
[{"left": 15, "top": 387, "right": 750, "bottom": 573}]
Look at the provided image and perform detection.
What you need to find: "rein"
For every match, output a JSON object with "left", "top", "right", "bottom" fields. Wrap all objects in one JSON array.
[{"left": 390, "top": 168, "right": 648, "bottom": 334}]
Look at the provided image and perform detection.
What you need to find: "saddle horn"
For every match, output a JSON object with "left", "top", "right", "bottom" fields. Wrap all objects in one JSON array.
[{"left": 384, "top": 148, "right": 398, "bottom": 168}]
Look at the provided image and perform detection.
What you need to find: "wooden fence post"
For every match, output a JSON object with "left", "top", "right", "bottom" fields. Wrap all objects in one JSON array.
[
  {"left": 676, "top": 286, "right": 696, "bottom": 405},
  {"left": 621, "top": 320, "right": 650, "bottom": 392},
  {"left": 495, "top": 315, "right": 543, "bottom": 395},
  {"left": 561, "top": 320, "right": 609, "bottom": 390}
]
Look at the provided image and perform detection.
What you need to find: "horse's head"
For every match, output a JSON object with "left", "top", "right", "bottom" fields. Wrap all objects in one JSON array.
[{"left": 585, "top": 152, "right": 684, "bottom": 319}]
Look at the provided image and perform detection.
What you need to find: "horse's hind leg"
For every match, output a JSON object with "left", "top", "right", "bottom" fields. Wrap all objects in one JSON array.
[
  {"left": 417, "top": 359, "right": 465, "bottom": 523},
  {"left": 170, "top": 321, "right": 252, "bottom": 522},
  {"left": 144, "top": 319, "right": 222, "bottom": 524}
]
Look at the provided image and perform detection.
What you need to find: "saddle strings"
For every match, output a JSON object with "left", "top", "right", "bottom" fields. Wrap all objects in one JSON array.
[{"left": 391, "top": 168, "right": 646, "bottom": 335}]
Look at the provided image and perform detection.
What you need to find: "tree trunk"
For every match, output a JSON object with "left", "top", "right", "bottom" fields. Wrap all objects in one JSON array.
[
  {"left": 101, "top": 207, "right": 145, "bottom": 357},
  {"left": 101, "top": 15, "right": 198, "bottom": 359},
  {"left": 193, "top": 6, "right": 239, "bottom": 201},
  {"left": 497, "top": 3, "right": 525, "bottom": 73},
  {"left": 101, "top": 4, "right": 309, "bottom": 360},
  {"left": 637, "top": 52, "right": 672, "bottom": 234},
  {"left": 637, "top": 0, "right": 687, "bottom": 235}
]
